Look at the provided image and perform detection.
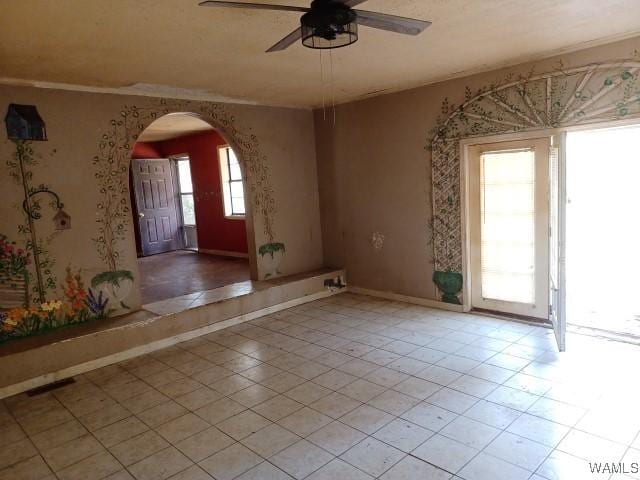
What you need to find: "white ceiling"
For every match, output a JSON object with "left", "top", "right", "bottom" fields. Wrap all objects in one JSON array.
[
  {"left": 2, "top": 0, "right": 640, "bottom": 108},
  {"left": 136, "top": 113, "right": 215, "bottom": 142}
]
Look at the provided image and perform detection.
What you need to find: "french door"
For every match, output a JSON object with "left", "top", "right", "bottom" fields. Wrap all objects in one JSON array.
[
  {"left": 468, "top": 138, "right": 549, "bottom": 317},
  {"left": 468, "top": 135, "right": 566, "bottom": 350}
]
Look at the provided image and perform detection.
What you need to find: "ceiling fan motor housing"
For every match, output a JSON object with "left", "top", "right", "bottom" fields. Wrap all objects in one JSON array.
[{"left": 301, "top": 0, "right": 358, "bottom": 49}]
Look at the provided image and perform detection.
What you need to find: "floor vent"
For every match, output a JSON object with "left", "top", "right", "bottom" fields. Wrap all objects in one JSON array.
[{"left": 26, "top": 378, "right": 75, "bottom": 396}]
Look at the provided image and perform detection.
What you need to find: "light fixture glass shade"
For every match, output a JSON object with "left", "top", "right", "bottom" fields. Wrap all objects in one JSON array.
[{"left": 301, "top": 21, "right": 358, "bottom": 49}]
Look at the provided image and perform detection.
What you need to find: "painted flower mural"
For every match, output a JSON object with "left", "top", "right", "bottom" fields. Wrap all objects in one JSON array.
[{"left": 0, "top": 266, "right": 109, "bottom": 343}]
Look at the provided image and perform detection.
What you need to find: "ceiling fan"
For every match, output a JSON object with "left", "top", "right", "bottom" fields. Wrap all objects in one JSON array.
[{"left": 198, "top": 0, "right": 431, "bottom": 52}]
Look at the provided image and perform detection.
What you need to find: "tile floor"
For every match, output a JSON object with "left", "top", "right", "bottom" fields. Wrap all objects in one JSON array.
[
  {"left": 2, "top": 293, "right": 640, "bottom": 480},
  {"left": 138, "top": 251, "right": 250, "bottom": 305}
]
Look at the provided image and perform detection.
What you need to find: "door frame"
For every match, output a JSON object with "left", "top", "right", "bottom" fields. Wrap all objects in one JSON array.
[
  {"left": 467, "top": 137, "right": 551, "bottom": 318},
  {"left": 459, "top": 116, "right": 640, "bottom": 313}
]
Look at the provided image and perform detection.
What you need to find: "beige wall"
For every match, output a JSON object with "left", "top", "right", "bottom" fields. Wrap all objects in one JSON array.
[
  {"left": 315, "top": 35, "right": 640, "bottom": 301},
  {"left": 0, "top": 87, "right": 323, "bottom": 313}
]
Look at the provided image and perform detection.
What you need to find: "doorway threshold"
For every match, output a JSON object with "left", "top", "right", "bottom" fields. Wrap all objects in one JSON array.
[{"left": 471, "top": 308, "right": 551, "bottom": 328}]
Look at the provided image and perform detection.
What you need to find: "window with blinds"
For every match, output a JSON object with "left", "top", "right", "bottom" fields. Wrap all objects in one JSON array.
[{"left": 480, "top": 148, "right": 536, "bottom": 304}]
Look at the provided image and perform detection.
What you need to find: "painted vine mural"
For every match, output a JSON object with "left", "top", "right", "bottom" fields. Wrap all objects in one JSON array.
[
  {"left": 1, "top": 141, "right": 109, "bottom": 342},
  {"left": 427, "top": 55, "right": 640, "bottom": 303},
  {"left": 1, "top": 96, "right": 284, "bottom": 342},
  {"left": 93, "top": 99, "right": 282, "bottom": 279}
]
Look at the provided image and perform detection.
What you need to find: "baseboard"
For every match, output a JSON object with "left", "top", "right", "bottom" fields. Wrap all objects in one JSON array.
[
  {"left": 198, "top": 248, "right": 249, "bottom": 259},
  {"left": 0, "top": 289, "right": 339, "bottom": 399},
  {"left": 348, "top": 286, "right": 465, "bottom": 313}
]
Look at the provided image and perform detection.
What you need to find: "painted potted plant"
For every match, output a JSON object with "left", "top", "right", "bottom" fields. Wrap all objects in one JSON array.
[
  {"left": 0, "top": 234, "right": 30, "bottom": 309},
  {"left": 91, "top": 269, "right": 134, "bottom": 312},
  {"left": 430, "top": 214, "right": 463, "bottom": 305},
  {"left": 258, "top": 242, "right": 286, "bottom": 278}
]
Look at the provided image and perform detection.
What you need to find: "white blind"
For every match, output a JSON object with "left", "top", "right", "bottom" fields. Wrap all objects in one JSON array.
[{"left": 480, "top": 149, "right": 536, "bottom": 304}]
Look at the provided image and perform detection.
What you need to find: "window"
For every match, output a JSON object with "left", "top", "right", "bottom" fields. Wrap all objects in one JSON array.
[
  {"left": 219, "top": 146, "right": 245, "bottom": 217},
  {"left": 176, "top": 157, "right": 196, "bottom": 225}
]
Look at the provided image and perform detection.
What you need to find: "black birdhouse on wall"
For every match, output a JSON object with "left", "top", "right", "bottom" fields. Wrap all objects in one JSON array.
[{"left": 5, "top": 104, "right": 47, "bottom": 141}]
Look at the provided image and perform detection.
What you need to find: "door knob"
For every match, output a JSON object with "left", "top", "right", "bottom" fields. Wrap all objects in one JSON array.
[{"left": 138, "top": 212, "right": 145, "bottom": 218}]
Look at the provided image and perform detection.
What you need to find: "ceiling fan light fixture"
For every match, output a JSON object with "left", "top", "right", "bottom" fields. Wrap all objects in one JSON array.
[{"left": 300, "top": 3, "right": 358, "bottom": 49}]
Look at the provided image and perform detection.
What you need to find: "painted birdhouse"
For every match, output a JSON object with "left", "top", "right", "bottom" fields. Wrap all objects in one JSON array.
[
  {"left": 53, "top": 209, "right": 71, "bottom": 230},
  {"left": 4, "top": 104, "right": 47, "bottom": 141}
]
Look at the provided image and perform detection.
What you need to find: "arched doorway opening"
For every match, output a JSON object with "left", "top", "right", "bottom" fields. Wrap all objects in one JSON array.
[{"left": 129, "top": 112, "right": 256, "bottom": 305}]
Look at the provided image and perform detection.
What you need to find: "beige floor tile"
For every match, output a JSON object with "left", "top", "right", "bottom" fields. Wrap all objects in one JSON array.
[
  {"left": 338, "top": 379, "right": 386, "bottom": 403},
  {"left": 373, "top": 419, "right": 434, "bottom": 453},
  {"left": 252, "top": 395, "right": 303, "bottom": 422},
  {"left": 412, "top": 434, "right": 478, "bottom": 473},
  {"left": 278, "top": 407, "right": 333, "bottom": 437},
  {"left": 175, "top": 427, "right": 235, "bottom": 462},
  {"left": 144, "top": 369, "right": 187, "bottom": 388},
  {"left": 104, "top": 379, "right": 153, "bottom": 403},
  {"left": 194, "top": 397, "right": 246, "bottom": 425},
  {"left": 306, "top": 458, "right": 374, "bottom": 480},
  {"left": 401, "top": 402, "right": 457, "bottom": 431},
  {"left": 109, "top": 430, "right": 170, "bottom": 466},
  {"left": 313, "top": 370, "right": 357, "bottom": 390},
  {"left": 156, "top": 379, "right": 204, "bottom": 399},
  {"left": 367, "top": 390, "right": 420, "bottom": 416},
  {"left": 284, "top": 382, "right": 331, "bottom": 405},
  {"left": 94, "top": 416, "right": 149, "bottom": 448},
  {"left": 56, "top": 451, "right": 121, "bottom": 480},
  {"left": 288, "top": 362, "right": 331, "bottom": 380},
  {"left": 79, "top": 403, "right": 131, "bottom": 432},
  {"left": 18, "top": 407, "right": 75, "bottom": 436},
  {"left": 209, "top": 375, "right": 256, "bottom": 396},
  {"left": 307, "top": 421, "right": 367, "bottom": 456},
  {"left": 340, "top": 405, "right": 394, "bottom": 435},
  {"left": 379, "top": 456, "right": 451, "bottom": 480},
  {"left": 0, "top": 454, "right": 52, "bottom": 480},
  {"left": 260, "top": 372, "right": 306, "bottom": 393},
  {"left": 392, "top": 377, "right": 442, "bottom": 400},
  {"left": 156, "top": 413, "right": 211, "bottom": 444},
  {"left": 270, "top": 440, "right": 334, "bottom": 480},
  {"left": 235, "top": 461, "right": 293, "bottom": 480},
  {"left": 217, "top": 411, "right": 272, "bottom": 440},
  {"left": 120, "top": 389, "right": 169, "bottom": 414},
  {"left": 240, "top": 364, "right": 283, "bottom": 383},
  {"left": 340, "top": 437, "right": 405, "bottom": 477},
  {"left": 128, "top": 446, "right": 193, "bottom": 480},
  {"left": 166, "top": 464, "right": 213, "bottom": 480},
  {"left": 31, "top": 419, "right": 87, "bottom": 451},
  {"left": 309, "top": 392, "right": 362, "bottom": 419},
  {"left": 230, "top": 385, "right": 278, "bottom": 408},
  {"left": 241, "top": 424, "right": 300, "bottom": 458},
  {"left": 105, "top": 471, "right": 135, "bottom": 480},
  {"left": 138, "top": 401, "right": 188, "bottom": 428},
  {"left": 198, "top": 443, "right": 263, "bottom": 480},
  {"left": 174, "top": 388, "right": 222, "bottom": 411},
  {"left": 0, "top": 421, "right": 26, "bottom": 448},
  {"left": 363, "top": 367, "right": 409, "bottom": 388},
  {"left": 41, "top": 434, "right": 104, "bottom": 472}
]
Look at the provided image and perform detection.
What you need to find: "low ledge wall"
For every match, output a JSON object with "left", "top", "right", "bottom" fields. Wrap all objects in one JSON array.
[{"left": 0, "top": 269, "right": 345, "bottom": 398}]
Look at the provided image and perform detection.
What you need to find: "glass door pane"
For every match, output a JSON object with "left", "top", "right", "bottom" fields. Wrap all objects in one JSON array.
[{"left": 480, "top": 149, "right": 536, "bottom": 304}]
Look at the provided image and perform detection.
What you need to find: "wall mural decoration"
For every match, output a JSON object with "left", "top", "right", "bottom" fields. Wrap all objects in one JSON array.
[
  {"left": 258, "top": 242, "right": 286, "bottom": 278},
  {"left": 93, "top": 99, "right": 282, "bottom": 282},
  {"left": 1, "top": 140, "right": 108, "bottom": 342},
  {"left": 427, "top": 55, "right": 640, "bottom": 303}
]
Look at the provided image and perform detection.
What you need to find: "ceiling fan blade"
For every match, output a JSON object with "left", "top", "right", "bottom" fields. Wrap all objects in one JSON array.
[
  {"left": 355, "top": 10, "right": 431, "bottom": 36},
  {"left": 340, "top": 0, "right": 368, "bottom": 7},
  {"left": 198, "top": 1, "right": 308, "bottom": 13},
  {"left": 266, "top": 27, "right": 303, "bottom": 52}
]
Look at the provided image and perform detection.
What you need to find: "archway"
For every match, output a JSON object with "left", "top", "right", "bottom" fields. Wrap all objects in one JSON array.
[{"left": 128, "top": 112, "right": 257, "bottom": 304}]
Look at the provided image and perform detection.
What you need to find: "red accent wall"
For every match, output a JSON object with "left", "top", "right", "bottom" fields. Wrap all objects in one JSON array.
[{"left": 132, "top": 131, "right": 248, "bottom": 254}]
